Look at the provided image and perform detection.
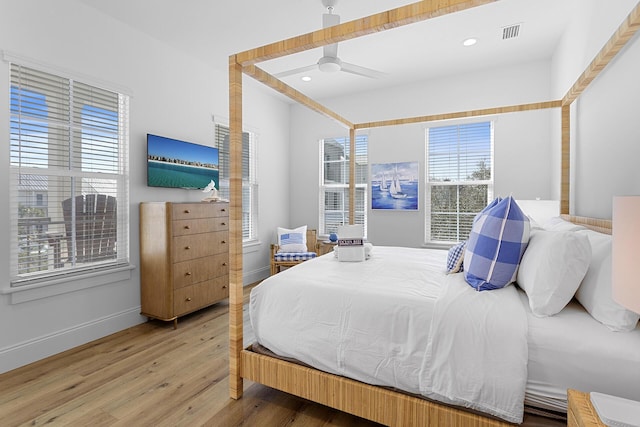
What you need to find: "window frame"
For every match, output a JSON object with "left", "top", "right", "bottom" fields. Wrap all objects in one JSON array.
[
  {"left": 425, "top": 120, "right": 494, "bottom": 245},
  {"left": 8, "top": 61, "right": 131, "bottom": 289},
  {"left": 319, "top": 134, "right": 368, "bottom": 238},
  {"left": 214, "top": 120, "right": 258, "bottom": 244}
]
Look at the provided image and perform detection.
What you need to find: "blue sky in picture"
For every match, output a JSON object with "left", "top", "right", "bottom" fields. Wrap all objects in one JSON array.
[
  {"left": 147, "top": 134, "right": 218, "bottom": 166},
  {"left": 10, "top": 86, "right": 120, "bottom": 173}
]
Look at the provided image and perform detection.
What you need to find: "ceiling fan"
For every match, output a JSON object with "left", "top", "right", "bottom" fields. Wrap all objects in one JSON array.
[{"left": 274, "top": 0, "right": 386, "bottom": 79}]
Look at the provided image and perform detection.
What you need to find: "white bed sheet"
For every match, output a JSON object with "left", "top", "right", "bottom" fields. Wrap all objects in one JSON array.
[{"left": 522, "top": 291, "right": 640, "bottom": 413}]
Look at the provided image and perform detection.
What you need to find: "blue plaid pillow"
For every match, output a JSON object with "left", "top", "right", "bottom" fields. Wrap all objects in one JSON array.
[
  {"left": 464, "top": 196, "right": 530, "bottom": 291},
  {"left": 446, "top": 241, "right": 466, "bottom": 274}
]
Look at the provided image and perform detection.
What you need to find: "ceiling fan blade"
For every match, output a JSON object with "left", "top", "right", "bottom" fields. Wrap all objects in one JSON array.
[
  {"left": 273, "top": 64, "right": 318, "bottom": 78},
  {"left": 340, "top": 62, "right": 387, "bottom": 79}
]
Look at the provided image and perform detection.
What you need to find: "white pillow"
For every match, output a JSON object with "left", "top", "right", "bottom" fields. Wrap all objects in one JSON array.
[
  {"left": 517, "top": 229, "right": 591, "bottom": 316},
  {"left": 277, "top": 225, "right": 308, "bottom": 253},
  {"left": 542, "top": 216, "right": 587, "bottom": 232},
  {"left": 575, "top": 229, "right": 640, "bottom": 332}
]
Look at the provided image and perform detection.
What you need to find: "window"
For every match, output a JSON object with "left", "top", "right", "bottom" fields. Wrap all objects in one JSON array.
[
  {"left": 10, "top": 63, "right": 129, "bottom": 286},
  {"left": 320, "top": 135, "right": 368, "bottom": 236},
  {"left": 214, "top": 123, "right": 258, "bottom": 242},
  {"left": 426, "top": 121, "right": 493, "bottom": 243}
]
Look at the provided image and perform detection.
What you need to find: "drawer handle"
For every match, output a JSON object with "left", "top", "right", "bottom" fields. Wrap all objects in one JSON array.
[
  {"left": 221, "top": 240, "right": 226, "bottom": 244},
  {"left": 185, "top": 246, "right": 191, "bottom": 250},
  {"left": 221, "top": 208, "right": 226, "bottom": 212},
  {"left": 185, "top": 272, "right": 192, "bottom": 276},
  {"left": 184, "top": 225, "right": 191, "bottom": 229},
  {"left": 222, "top": 285, "right": 227, "bottom": 289},
  {"left": 221, "top": 222, "right": 226, "bottom": 226},
  {"left": 185, "top": 297, "right": 192, "bottom": 302},
  {"left": 222, "top": 262, "right": 227, "bottom": 266},
  {"left": 184, "top": 209, "right": 190, "bottom": 214}
]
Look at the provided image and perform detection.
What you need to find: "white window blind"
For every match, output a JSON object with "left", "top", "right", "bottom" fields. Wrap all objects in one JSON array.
[
  {"left": 215, "top": 123, "right": 257, "bottom": 242},
  {"left": 319, "top": 135, "right": 368, "bottom": 236},
  {"left": 10, "top": 63, "right": 129, "bottom": 286},
  {"left": 426, "top": 121, "right": 493, "bottom": 243}
]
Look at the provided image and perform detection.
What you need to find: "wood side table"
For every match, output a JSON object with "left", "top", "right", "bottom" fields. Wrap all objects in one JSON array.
[
  {"left": 318, "top": 240, "right": 337, "bottom": 256},
  {"left": 567, "top": 389, "right": 606, "bottom": 427}
]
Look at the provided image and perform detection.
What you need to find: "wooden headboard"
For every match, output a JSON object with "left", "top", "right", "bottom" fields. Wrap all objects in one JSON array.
[{"left": 562, "top": 214, "right": 612, "bottom": 235}]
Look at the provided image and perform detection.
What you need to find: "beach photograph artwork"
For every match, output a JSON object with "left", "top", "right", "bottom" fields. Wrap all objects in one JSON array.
[{"left": 147, "top": 134, "right": 219, "bottom": 189}]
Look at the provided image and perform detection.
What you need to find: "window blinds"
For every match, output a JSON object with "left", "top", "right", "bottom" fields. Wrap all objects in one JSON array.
[
  {"left": 215, "top": 124, "right": 257, "bottom": 241},
  {"left": 320, "top": 135, "right": 368, "bottom": 235},
  {"left": 427, "top": 122, "right": 493, "bottom": 243},
  {"left": 9, "top": 64, "right": 129, "bottom": 285}
]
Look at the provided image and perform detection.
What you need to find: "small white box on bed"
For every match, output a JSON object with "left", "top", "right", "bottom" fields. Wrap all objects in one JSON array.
[{"left": 336, "top": 224, "right": 365, "bottom": 262}]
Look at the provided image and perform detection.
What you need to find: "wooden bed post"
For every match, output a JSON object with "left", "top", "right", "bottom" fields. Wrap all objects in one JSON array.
[
  {"left": 228, "top": 54, "right": 244, "bottom": 400},
  {"left": 349, "top": 127, "right": 356, "bottom": 225},
  {"left": 560, "top": 104, "right": 570, "bottom": 216}
]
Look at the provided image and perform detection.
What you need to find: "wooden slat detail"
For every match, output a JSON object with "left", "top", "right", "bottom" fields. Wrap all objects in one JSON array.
[
  {"left": 241, "top": 349, "right": 512, "bottom": 427},
  {"left": 349, "top": 128, "right": 356, "bottom": 224},
  {"left": 243, "top": 65, "right": 353, "bottom": 128},
  {"left": 562, "top": 214, "right": 612, "bottom": 234},
  {"left": 563, "top": 2, "right": 640, "bottom": 106},
  {"left": 354, "top": 100, "right": 562, "bottom": 129},
  {"left": 567, "top": 389, "right": 607, "bottom": 427},
  {"left": 235, "top": 0, "right": 498, "bottom": 66},
  {"left": 228, "top": 55, "right": 244, "bottom": 400},
  {"left": 561, "top": 104, "right": 570, "bottom": 215}
]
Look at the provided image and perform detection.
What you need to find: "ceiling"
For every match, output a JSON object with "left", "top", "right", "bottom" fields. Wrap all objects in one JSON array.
[{"left": 77, "top": 0, "right": 578, "bottom": 101}]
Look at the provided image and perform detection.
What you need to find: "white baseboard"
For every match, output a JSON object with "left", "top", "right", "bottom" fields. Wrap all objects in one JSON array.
[
  {"left": 244, "top": 265, "right": 270, "bottom": 286},
  {"left": 0, "top": 307, "right": 145, "bottom": 374}
]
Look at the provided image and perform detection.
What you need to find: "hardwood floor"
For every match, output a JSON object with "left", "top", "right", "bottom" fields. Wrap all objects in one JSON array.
[{"left": 0, "top": 285, "right": 381, "bottom": 427}]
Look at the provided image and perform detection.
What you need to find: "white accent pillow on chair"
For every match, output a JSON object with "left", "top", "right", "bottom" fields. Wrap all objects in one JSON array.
[{"left": 277, "top": 225, "right": 308, "bottom": 253}]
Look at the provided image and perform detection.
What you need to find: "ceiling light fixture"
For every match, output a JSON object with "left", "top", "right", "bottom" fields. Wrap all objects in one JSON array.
[
  {"left": 463, "top": 38, "right": 477, "bottom": 47},
  {"left": 301, "top": 76, "right": 312, "bottom": 82}
]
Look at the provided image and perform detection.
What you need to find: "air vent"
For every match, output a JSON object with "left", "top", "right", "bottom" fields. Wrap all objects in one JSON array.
[{"left": 502, "top": 24, "right": 521, "bottom": 40}]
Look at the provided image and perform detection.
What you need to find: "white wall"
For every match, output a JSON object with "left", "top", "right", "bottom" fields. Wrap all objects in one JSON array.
[
  {"left": 0, "top": 0, "right": 289, "bottom": 373},
  {"left": 572, "top": 32, "right": 640, "bottom": 218},
  {"left": 550, "top": 0, "right": 640, "bottom": 217},
  {"left": 290, "top": 60, "right": 558, "bottom": 247}
]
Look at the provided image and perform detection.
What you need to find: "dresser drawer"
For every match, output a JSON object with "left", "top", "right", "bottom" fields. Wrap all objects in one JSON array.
[
  {"left": 171, "top": 202, "right": 229, "bottom": 220},
  {"left": 173, "top": 276, "right": 229, "bottom": 316},
  {"left": 172, "top": 217, "right": 229, "bottom": 237},
  {"left": 172, "top": 231, "right": 229, "bottom": 263},
  {"left": 172, "top": 253, "right": 229, "bottom": 289}
]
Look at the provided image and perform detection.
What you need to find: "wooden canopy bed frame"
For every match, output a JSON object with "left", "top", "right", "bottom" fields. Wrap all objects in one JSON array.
[{"left": 227, "top": 1, "right": 640, "bottom": 425}]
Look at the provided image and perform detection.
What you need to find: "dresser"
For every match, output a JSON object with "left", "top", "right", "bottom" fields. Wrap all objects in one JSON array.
[{"left": 140, "top": 201, "right": 229, "bottom": 327}]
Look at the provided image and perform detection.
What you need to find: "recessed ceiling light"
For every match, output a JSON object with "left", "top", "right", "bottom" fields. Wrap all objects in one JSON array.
[
  {"left": 463, "top": 38, "right": 477, "bottom": 47},
  {"left": 301, "top": 76, "right": 312, "bottom": 82}
]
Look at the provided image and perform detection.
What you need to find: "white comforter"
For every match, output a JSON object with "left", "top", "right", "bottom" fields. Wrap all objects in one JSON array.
[
  {"left": 250, "top": 246, "right": 528, "bottom": 423},
  {"left": 420, "top": 273, "right": 527, "bottom": 423}
]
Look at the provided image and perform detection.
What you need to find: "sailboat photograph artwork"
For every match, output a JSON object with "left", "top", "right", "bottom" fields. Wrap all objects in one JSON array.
[{"left": 371, "top": 162, "right": 419, "bottom": 210}]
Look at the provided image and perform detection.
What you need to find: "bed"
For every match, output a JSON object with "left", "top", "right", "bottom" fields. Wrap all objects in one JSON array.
[
  {"left": 246, "top": 221, "right": 640, "bottom": 425},
  {"left": 227, "top": 1, "right": 640, "bottom": 426}
]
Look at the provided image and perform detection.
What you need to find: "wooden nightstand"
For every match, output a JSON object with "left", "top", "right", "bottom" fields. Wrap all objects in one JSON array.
[
  {"left": 318, "top": 240, "right": 337, "bottom": 256},
  {"left": 567, "top": 389, "right": 606, "bottom": 427}
]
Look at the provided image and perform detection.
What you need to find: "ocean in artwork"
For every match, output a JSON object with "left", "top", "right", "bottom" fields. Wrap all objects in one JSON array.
[
  {"left": 371, "top": 180, "right": 419, "bottom": 210},
  {"left": 148, "top": 160, "right": 219, "bottom": 189}
]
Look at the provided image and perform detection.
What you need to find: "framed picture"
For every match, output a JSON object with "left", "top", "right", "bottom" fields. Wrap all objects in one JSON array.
[{"left": 371, "top": 161, "right": 419, "bottom": 210}]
